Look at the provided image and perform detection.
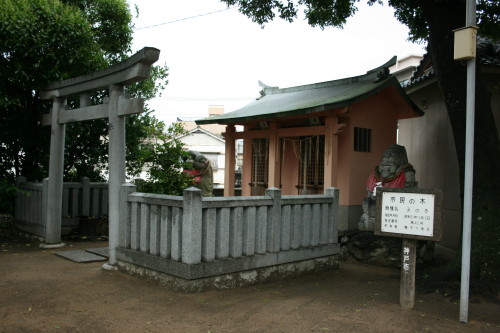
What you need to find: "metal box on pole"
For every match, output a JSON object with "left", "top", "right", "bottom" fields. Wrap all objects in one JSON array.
[{"left": 453, "top": 26, "right": 479, "bottom": 60}]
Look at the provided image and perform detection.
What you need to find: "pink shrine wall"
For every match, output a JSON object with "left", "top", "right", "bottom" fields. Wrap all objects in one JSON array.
[{"left": 336, "top": 94, "right": 399, "bottom": 206}]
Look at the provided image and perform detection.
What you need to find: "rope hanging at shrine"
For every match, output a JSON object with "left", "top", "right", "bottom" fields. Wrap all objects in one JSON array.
[
  {"left": 251, "top": 135, "right": 324, "bottom": 193},
  {"left": 281, "top": 135, "right": 323, "bottom": 194}
]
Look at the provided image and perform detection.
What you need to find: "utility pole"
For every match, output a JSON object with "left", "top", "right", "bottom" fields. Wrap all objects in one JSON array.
[{"left": 459, "top": 0, "right": 476, "bottom": 323}]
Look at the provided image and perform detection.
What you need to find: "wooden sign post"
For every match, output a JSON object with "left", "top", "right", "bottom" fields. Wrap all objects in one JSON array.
[{"left": 375, "top": 188, "right": 442, "bottom": 309}]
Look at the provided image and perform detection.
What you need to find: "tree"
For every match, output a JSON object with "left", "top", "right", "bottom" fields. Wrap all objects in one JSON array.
[
  {"left": 134, "top": 122, "right": 193, "bottom": 196},
  {"left": 0, "top": 0, "right": 172, "bottom": 181},
  {"left": 222, "top": 0, "right": 500, "bottom": 279},
  {"left": 0, "top": 0, "right": 183, "bottom": 213},
  {"left": 0, "top": 0, "right": 130, "bottom": 181}
]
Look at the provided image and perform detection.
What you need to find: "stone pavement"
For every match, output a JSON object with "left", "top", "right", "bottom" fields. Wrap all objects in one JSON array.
[{"left": 54, "top": 247, "right": 109, "bottom": 263}]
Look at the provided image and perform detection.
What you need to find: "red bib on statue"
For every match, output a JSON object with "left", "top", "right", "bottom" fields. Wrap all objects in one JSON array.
[
  {"left": 367, "top": 170, "right": 406, "bottom": 192},
  {"left": 184, "top": 169, "right": 202, "bottom": 183}
]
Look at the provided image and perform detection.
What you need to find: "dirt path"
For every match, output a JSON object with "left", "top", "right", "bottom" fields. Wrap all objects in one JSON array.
[{"left": 1, "top": 235, "right": 499, "bottom": 333}]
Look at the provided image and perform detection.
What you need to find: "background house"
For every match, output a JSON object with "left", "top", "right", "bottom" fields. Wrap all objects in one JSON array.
[
  {"left": 177, "top": 105, "right": 227, "bottom": 135},
  {"left": 397, "top": 38, "right": 500, "bottom": 251},
  {"left": 389, "top": 54, "right": 423, "bottom": 84}
]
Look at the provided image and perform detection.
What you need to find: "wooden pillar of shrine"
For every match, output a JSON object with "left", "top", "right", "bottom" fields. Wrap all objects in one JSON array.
[
  {"left": 268, "top": 122, "right": 281, "bottom": 189},
  {"left": 223, "top": 124, "right": 236, "bottom": 196},
  {"left": 324, "top": 115, "right": 340, "bottom": 189}
]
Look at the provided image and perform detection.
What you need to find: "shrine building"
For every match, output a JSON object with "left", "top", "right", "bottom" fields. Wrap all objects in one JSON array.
[{"left": 196, "top": 57, "right": 423, "bottom": 231}]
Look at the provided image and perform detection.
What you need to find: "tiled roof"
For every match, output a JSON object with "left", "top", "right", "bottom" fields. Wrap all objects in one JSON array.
[
  {"left": 405, "top": 38, "right": 500, "bottom": 88},
  {"left": 196, "top": 57, "right": 423, "bottom": 125},
  {"left": 477, "top": 38, "right": 500, "bottom": 66},
  {"left": 176, "top": 126, "right": 225, "bottom": 142},
  {"left": 178, "top": 121, "right": 226, "bottom": 136}
]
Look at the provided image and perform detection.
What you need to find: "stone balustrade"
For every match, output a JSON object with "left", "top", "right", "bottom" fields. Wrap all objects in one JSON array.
[
  {"left": 14, "top": 177, "right": 108, "bottom": 238},
  {"left": 117, "top": 185, "right": 340, "bottom": 285}
]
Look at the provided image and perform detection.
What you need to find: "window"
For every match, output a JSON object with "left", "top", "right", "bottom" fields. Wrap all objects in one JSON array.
[
  {"left": 354, "top": 127, "right": 371, "bottom": 152},
  {"left": 298, "top": 135, "right": 325, "bottom": 190}
]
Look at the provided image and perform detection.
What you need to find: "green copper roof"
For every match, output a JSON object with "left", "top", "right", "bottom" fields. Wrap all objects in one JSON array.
[{"left": 196, "top": 57, "right": 422, "bottom": 125}]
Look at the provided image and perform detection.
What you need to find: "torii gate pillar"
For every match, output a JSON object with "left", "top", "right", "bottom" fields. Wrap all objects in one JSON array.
[
  {"left": 106, "top": 84, "right": 126, "bottom": 267},
  {"left": 44, "top": 97, "right": 66, "bottom": 246}
]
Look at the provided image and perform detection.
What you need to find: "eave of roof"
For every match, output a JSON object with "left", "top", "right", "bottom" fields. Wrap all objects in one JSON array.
[
  {"left": 196, "top": 57, "right": 422, "bottom": 125},
  {"left": 405, "top": 38, "right": 500, "bottom": 89}
]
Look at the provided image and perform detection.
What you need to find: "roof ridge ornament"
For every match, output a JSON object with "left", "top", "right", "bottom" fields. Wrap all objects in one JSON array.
[
  {"left": 373, "top": 67, "right": 390, "bottom": 83},
  {"left": 366, "top": 56, "right": 397, "bottom": 75},
  {"left": 258, "top": 80, "right": 279, "bottom": 97},
  {"left": 366, "top": 56, "right": 396, "bottom": 83}
]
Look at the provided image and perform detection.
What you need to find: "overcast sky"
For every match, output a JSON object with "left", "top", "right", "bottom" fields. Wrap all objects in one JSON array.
[{"left": 129, "top": 0, "right": 426, "bottom": 124}]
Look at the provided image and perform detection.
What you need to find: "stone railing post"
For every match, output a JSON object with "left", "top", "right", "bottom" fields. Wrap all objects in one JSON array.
[
  {"left": 182, "top": 187, "right": 203, "bottom": 264},
  {"left": 325, "top": 187, "right": 339, "bottom": 243},
  {"left": 119, "top": 183, "right": 136, "bottom": 249},
  {"left": 81, "top": 177, "right": 90, "bottom": 217},
  {"left": 266, "top": 187, "right": 282, "bottom": 252}
]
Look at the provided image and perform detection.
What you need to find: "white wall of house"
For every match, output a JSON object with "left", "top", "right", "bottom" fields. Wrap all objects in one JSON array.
[{"left": 389, "top": 54, "right": 423, "bottom": 84}]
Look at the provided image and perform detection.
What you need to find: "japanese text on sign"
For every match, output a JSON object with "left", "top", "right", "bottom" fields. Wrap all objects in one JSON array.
[
  {"left": 381, "top": 192, "right": 435, "bottom": 237},
  {"left": 403, "top": 246, "right": 411, "bottom": 273}
]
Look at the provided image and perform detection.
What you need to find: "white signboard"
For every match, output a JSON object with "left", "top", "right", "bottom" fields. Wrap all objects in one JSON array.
[{"left": 380, "top": 192, "right": 435, "bottom": 237}]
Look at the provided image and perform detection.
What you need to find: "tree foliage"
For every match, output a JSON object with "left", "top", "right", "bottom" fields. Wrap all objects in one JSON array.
[
  {"left": 222, "top": 0, "right": 500, "bottom": 280},
  {"left": 0, "top": 0, "right": 132, "bottom": 181},
  {"left": 0, "top": 0, "right": 186, "bottom": 213},
  {"left": 134, "top": 122, "right": 193, "bottom": 196},
  {"left": 222, "top": 0, "right": 500, "bottom": 40},
  {"left": 64, "top": 0, "right": 134, "bottom": 61}
]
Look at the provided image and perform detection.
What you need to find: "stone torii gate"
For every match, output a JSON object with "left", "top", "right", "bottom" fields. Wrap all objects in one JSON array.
[{"left": 39, "top": 47, "right": 160, "bottom": 269}]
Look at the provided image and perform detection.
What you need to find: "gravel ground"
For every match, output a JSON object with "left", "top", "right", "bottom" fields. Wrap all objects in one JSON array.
[{"left": 0, "top": 214, "right": 499, "bottom": 333}]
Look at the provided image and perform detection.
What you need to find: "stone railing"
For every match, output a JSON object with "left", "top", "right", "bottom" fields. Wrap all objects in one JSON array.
[
  {"left": 117, "top": 185, "right": 340, "bottom": 284},
  {"left": 15, "top": 177, "right": 108, "bottom": 237}
]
